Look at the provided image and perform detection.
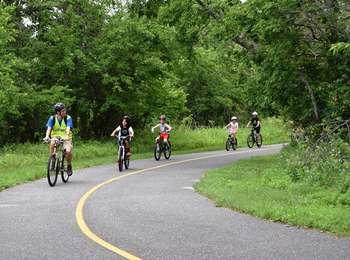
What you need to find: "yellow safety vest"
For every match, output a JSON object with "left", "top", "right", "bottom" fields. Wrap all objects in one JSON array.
[{"left": 51, "top": 116, "right": 72, "bottom": 139}]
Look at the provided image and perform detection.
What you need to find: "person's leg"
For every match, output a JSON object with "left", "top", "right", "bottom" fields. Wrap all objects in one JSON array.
[
  {"left": 126, "top": 140, "right": 131, "bottom": 156},
  {"left": 49, "top": 140, "right": 55, "bottom": 155},
  {"left": 232, "top": 132, "right": 237, "bottom": 144},
  {"left": 255, "top": 126, "right": 261, "bottom": 134},
  {"left": 64, "top": 141, "right": 73, "bottom": 175}
]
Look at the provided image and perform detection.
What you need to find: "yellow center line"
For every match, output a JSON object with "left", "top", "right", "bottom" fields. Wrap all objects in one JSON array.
[{"left": 75, "top": 148, "right": 272, "bottom": 259}]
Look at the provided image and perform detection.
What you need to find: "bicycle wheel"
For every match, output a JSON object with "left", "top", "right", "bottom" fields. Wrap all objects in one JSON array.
[
  {"left": 164, "top": 142, "right": 171, "bottom": 160},
  {"left": 154, "top": 142, "right": 161, "bottom": 161},
  {"left": 47, "top": 155, "right": 58, "bottom": 187},
  {"left": 256, "top": 134, "right": 263, "bottom": 148},
  {"left": 61, "top": 152, "right": 69, "bottom": 183},
  {"left": 247, "top": 134, "right": 254, "bottom": 148},
  {"left": 226, "top": 138, "right": 230, "bottom": 151},
  {"left": 118, "top": 146, "right": 124, "bottom": 172}
]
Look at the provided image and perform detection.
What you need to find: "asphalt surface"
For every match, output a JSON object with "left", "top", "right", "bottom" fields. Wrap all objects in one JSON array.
[{"left": 1, "top": 144, "right": 349, "bottom": 260}]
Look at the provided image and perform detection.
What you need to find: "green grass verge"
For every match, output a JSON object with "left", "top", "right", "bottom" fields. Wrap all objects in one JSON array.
[
  {"left": 195, "top": 154, "right": 350, "bottom": 236},
  {"left": 0, "top": 117, "right": 290, "bottom": 191}
]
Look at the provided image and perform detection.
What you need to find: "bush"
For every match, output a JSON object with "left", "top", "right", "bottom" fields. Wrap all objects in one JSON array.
[{"left": 281, "top": 138, "right": 350, "bottom": 192}]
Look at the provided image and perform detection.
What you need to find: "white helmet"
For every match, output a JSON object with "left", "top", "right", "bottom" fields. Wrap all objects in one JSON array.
[
  {"left": 252, "top": 111, "right": 258, "bottom": 116},
  {"left": 231, "top": 116, "right": 237, "bottom": 121}
]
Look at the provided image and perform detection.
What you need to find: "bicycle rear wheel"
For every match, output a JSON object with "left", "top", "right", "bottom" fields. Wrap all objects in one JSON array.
[
  {"left": 256, "top": 134, "right": 263, "bottom": 148},
  {"left": 164, "top": 142, "right": 171, "bottom": 160},
  {"left": 47, "top": 155, "right": 58, "bottom": 187},
  {"left": 154, "top": 142, "right": 161, "bottom": 161},
  {"left": 225, "top": 139, "right": 230, "bottom": 151},
  {"left": 247, "top": 134, "right": 254, "bottom": 148},
  {"left": 61, "top": 153, "right": 69, "bottom": 183}
]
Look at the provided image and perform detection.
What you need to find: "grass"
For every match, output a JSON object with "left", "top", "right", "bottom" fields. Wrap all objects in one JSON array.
[
  {"left": 195, "top": 154, "right": 350, "bottom": 236},
  {"left": 0, "top": 117, "right": 290, "bottom": 191}
]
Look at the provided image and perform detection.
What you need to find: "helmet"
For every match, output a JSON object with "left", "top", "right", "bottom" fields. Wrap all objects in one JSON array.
[
  {"left": 160, "top": 115, "right": 166, "bottom": 120},
  {"left": 54, "top": 103, "right": 65, "bottom": 113},
  {"left": 252, "top": 111, "right": 258, "bottom": 116},
  {"left": 231, "top": 116, "right": 237, "bottom": 121}
]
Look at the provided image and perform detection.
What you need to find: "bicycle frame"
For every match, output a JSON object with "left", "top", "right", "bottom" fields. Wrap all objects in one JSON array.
[
  {"left": 117, "top": 136, "right": 130, "bottom": 159},
  {"left": 251, "top": 129, "right": 258, "bottom": 141},
  {"left": 46, "top": 137, "right": 65, "bottom": 156},
  {"left": 228, "top": 134, "right": 236, "bottom": 143}
]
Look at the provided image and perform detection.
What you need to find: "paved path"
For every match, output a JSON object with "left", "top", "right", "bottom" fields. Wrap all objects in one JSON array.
[{"left": 1, "top": 144, "right": 349, "bottom": 259}]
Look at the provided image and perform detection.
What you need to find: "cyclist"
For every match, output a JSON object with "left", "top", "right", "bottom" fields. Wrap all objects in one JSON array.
[
  {"left": 111, "top": 116, "right": 134, "bottom": 157},
  {"left": 225, "top": 116, "right": 239, "bottom": 143},
  {"left": 43, "top": 103, "right": 73, "bottom": 176},
  {"left": 151, "top": 115, "right": 172, "bottom": 142},
  {"left": 246, "top": 111, "right": 261, "bottom": 134}
]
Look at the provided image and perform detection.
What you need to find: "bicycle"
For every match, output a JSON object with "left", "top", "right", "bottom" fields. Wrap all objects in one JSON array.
[
  {"left": 44, "top": 138, "right": 70, "bottom": 187},
  {"left": 226, "top": 134, "right": 237, "bottom": 151},
  {"left": 247, "top": 128, "right": 263, "bottom": 148},
  {"left": 116, "top": 136, "right": 130, "bottom": 172},
  {"left": 154, "top": 132, "right": 171, "bottom": 161}
]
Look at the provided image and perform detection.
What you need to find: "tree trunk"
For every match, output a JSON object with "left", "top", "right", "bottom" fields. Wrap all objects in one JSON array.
[{"left": 300, "top": 72, "right": 320, "bottom": 122}]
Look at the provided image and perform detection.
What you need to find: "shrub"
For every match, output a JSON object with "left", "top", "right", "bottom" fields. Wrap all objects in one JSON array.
[{"left": 282, "top": 138, "right": 350, "bottom": 190}]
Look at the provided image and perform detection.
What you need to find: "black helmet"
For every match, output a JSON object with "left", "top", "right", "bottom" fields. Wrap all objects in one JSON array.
[{"left": 54, "top": 103, "right": 65, "bottom": 113}]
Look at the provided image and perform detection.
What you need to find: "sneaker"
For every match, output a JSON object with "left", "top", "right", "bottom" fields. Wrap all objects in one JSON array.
[{"left": 67, "top": 164, "right": 73, "bottom": 176}]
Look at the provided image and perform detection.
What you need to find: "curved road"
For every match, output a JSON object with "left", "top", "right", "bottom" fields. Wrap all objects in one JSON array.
[{"left": 1, "top": 144, "right": 349, "bottom": 259}]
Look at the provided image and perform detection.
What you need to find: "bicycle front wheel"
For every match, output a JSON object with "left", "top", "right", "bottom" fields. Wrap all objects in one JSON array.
[
  {"left": 247, "top": 134, "right": 254, "bottom": 148},
  {"left": 118, "top": 146, "right": 124, "bottom": 172},
  {"left": 164, "top": 142, "right": 171, "bottom": 160},
  {"left": 47, "top": 155, "right": 58, "bottom": 187},
  {"left": 61, "top": 153, "right": 69, "bottom": 183},
  {"left": 226, "top": 139, "right": 230, "bottom": 151},
  {"left": 154, "top": 142, "right": 161, "bottom": 161}
]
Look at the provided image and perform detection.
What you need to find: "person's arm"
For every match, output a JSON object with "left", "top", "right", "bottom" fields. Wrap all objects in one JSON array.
[
  {"left": 256, "top": 120, "right": 261, "bottom": 128},
  {"left": 246, "top": 121, "right": 251, "bottom": 128},
  {"left": 236, "top": 122, "right": 239, "bottom": 130},
  {"left": 111, "top": 126, "right": 121, "bottom": 136},
  {"left": 151, "top": 124, "right": 160, "bottom": 133},
  {"left": 44, "top": 116, "right": 54, "bottom": 140},
  {"left": 224, "top": 123, "right": 230, "bottom": 129},
  {"left": 165, "top": 123, "right": 172, "bottom": 132},
  {"left": 65, "top": 116, "right": 73, "bottom": 139},
  {"left": 129, "top": 127, "right": 134, "bottom": 139},
  {"left": 45, "top": 128, "right": 52, "bottom": 140}
]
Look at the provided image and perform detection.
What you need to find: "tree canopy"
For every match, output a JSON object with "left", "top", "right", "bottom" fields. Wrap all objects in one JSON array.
[{"left": 0, "top": 0, "right": 349, "bottom": 143}]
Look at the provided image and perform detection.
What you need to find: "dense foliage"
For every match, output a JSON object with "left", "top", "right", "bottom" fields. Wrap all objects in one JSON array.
[{"left": 0, "top": 0, "right": 349, "bottom": 144}]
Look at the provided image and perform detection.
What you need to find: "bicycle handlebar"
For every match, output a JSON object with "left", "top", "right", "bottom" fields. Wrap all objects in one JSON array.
[
  {"left": 116, "top": 135, "right": 130, "bottom": 139},
  {"left": 43, "top": 137, "right": 67, "bottom": 144}
]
